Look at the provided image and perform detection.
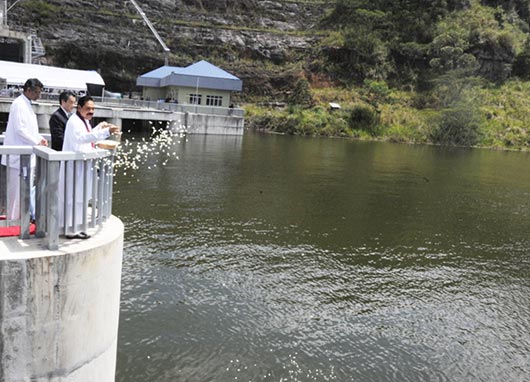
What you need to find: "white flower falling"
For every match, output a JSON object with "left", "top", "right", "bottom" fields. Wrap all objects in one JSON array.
[{"left": 112, "top": 120, "right": 187, "bottom": 183}]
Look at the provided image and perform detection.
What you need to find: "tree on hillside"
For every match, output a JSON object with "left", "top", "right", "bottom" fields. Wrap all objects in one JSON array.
[
  {"left": 427, "top": 4, "right": 519, "bottom": 83},
  {"left": 319, "top": 0, "right": 525, "bottom": 87}
]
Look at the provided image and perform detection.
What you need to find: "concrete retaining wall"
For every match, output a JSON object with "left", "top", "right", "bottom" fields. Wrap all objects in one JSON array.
[
  {"left": 0, "top": 216, "right": 123, "bottom": 381},
  {"left": 185, "top": 112, "right": 245, "bottom": 135},
  {"left": 0, "top": 99, "right": 245, "bottom": 135}
]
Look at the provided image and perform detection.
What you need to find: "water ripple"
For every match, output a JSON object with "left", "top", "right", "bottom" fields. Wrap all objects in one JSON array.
[{"left": 115, "top": 136, "right": 530, "bottom": 382}]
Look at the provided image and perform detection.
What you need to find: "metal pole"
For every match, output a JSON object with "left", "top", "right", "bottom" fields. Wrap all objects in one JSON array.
[
  {"left": 128, "top": 0, "right": 170, "bottom": 64},
  {"left": 1, "top": 1, "right": 6, "bottom": 28},
  {"left": 7, "top": 0, "right": 24, "bottom": 12},
  {"left": 195, "top": 77, "right": 199, "bottom": 113}
]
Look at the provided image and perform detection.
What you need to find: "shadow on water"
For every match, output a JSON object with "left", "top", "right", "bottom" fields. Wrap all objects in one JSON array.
[{"left": 114, "top": 132, "right": 530, "bottom": 382}]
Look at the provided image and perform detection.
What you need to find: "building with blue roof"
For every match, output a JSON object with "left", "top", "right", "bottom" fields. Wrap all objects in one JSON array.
[{"left": 136, "top": 60, "right": 242, "bottom": 107}]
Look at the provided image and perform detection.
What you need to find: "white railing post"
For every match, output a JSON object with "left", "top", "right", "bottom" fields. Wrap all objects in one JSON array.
[
  {"left": 19, "top": 154, "right": 31, "bottom": 239},
  {"left": 90, "top": 159, "right": 98, "bottom": 228},
  {"left": 0, "top": 155, "right": 5, "bottom": 216},
  {"left": 46, "top": 160, "right": 60, "bottom": 250},
  {"left": 0, "top": 145, "right": 33, "bottom": 238},
  {"left": 35, "top": 154, "right": 47, "bottom": 237}
]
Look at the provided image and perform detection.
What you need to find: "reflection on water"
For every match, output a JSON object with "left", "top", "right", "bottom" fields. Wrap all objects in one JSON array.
[{"left": 115, "top": 133, "right": 530, "bottom": 381}]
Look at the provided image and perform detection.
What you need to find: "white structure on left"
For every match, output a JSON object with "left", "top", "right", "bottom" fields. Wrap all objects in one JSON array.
[
  {"left": 0, "top": 140, "right": 124, "bottom": 381},
  {"left": 0, "top": 60, "right": 106, "bottom": 95},
  {"left": 0, "top": 1, "right": 46, "bottom": 64},
  {"left": 0, "top": 217, "right": 124, "bottom": 381}
]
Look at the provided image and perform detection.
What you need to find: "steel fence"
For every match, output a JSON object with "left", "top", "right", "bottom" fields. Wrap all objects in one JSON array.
[{"left": 1, "top": 137, "right": 115, "bottom": 250}]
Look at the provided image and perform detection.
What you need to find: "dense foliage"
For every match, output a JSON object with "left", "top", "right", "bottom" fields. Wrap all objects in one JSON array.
[
  {"left": 318, "top": 0, "right": 528, "bottom": 85},
  {"left": 249, "top": 0, "right": 530, "bottom": 149}
]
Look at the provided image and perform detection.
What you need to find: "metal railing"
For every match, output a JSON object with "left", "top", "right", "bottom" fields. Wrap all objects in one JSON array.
[
  {"left": 0, "top": 92, "right": 245, "bottom": 117},
  {"left": 0, "top": 145, "right": 33, "bottom": 237},
  {"left": 1, "top": 138, "right": 115, "bottom": 250},
  {"left": 90, "top": 97, "right": 245, "bottom": 117}
]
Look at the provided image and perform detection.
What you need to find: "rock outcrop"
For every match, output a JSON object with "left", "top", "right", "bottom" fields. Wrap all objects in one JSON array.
[{"left": 7, "top": 0, "right": 328, "bottom": 99}]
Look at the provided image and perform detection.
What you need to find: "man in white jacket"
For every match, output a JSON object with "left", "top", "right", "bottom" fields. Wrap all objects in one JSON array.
[
  {"left": 1, "top": 78, "right": 48, "bottom": 221},
  {"left": 61, "top": 95, "right": 119, "bottom": 238}
]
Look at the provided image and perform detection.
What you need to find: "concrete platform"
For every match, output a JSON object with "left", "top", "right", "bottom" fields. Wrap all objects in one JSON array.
[
  {"left": 0, "top": 97, "right": 245, "bottom": 135},
  {"left": 0, "top": 216, "right": 123, "bottom": 382}
]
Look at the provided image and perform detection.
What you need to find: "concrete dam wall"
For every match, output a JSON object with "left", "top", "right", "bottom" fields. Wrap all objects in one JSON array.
[{"left": 0, "top": 216, "right": 124, "bottom": 381}]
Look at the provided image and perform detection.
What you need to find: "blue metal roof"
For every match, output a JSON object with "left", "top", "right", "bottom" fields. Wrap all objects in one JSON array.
[
  {"left": 137, "top": 60, "right": 242, "bottom": 91},
  {"left": 182, "top": 61, "right": 240, "bottom": 80},
  {"left": 139, "top": 66, "right": 184, "bottom": 79}
]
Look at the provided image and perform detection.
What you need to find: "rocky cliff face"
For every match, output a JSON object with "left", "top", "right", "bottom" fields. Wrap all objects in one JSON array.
[{"left": 8, "top": 0, "right": 328, "bottom": 99}]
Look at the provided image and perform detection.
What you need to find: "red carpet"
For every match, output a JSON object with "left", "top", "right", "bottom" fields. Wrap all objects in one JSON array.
[{"left": 0, "top": 216, "right": 36, "bottom": 237}]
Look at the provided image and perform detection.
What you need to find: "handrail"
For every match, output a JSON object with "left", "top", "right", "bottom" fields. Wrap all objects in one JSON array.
[
  {"left": 0, "top": 145, "right": 33, "bottom": 155},
  {"left": 0, "top": 93, "right": 245, "bottom": 117},
  {"left": 1, "top": 142, "right": 115, "bottom": 250},
  {"left": 0, "top": 146, "right": 33, "bottom": 237}
]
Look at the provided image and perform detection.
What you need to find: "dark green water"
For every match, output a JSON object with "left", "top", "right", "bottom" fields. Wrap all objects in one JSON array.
[{"left": 114, "top": 132, "right": 530, "bottom": 382}]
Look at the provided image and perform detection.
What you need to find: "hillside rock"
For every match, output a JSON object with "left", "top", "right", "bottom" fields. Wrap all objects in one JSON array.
[{"left": 7, "top": 0, "right": 327, "bottom": 98}]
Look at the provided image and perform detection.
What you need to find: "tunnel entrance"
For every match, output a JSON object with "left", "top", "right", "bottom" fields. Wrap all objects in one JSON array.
[{"left": 0, "top": 37, "right": 23, "bottom": 62}]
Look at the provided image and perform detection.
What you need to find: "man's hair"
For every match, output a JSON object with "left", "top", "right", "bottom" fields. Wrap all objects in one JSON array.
[
  {"left": 77, "top": 95, "right": 94, "bottom": 108},
  {"left": 59, "top": 91, "right": 76, "bottom": 105},
  {"left": 23, "top": 78, "right": 44, "bottom": 91}
]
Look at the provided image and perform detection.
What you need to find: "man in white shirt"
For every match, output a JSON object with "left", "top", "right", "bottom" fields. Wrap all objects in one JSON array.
[
  {"left": 61, "top": 95, "right": 119, "bottom": 238},
  {"left": 1, "top": 78, "right": 48, "bottom": 221}
]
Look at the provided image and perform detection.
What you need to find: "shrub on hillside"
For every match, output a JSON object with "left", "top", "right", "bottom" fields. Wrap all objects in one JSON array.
[
  {"left": 286, "top": 77, "right": 314, "bottom": 108},
  {"left": 348, "top": 104, "right": 380, "bottom": 135},
  {"left": 431, "top": 105, "right": 482, "bottom": 146}
]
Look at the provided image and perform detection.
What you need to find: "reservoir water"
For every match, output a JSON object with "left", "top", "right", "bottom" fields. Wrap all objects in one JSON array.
[{"left": 114, "top": 132, "right": 530, "bottom": 381}]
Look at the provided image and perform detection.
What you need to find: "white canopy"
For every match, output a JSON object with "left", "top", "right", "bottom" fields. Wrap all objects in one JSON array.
[{"left": 0, "top": 60, "right": 105, "bottom": 91}]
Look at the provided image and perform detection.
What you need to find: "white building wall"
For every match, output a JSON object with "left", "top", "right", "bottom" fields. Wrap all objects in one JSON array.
[
  {"left": 142, "top": 87, "right": 166, "bottom": 101},
  {"left": 143, "top": 86, "right": 231, "bottom": 106}
]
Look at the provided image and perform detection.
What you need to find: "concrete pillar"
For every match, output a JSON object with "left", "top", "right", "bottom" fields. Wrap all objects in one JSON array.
[
  {"left": 24, "top": 35, "right": 31, "bottom": 64},
  {"left": 0, "top": 216, "right": 123, "bottom": 382},
  {"left": 37, "top": 113, "right": 51, "bottom": 132},
  {"left": 184, "top": 111, "right": 189, "bottom": 130},
  {"left": 109, "top": 109, "right": 122, "bottom": 129},
  {"left": 108, "top": 118, "right": 121, "bottom": 129},
  {"left": 0, "top": 1, "right": 6, "bottom": 29}
]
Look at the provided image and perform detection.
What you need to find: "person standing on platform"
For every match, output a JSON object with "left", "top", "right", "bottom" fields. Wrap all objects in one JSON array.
[
  {"left": 49, "top": 91, "right": 76, "bottom": 151},
  {"left": 60, "top": 95, "right": 119, "bottom": 238},
  {"left": 1, "top": 78, "right": 48, "bottom": 221}
]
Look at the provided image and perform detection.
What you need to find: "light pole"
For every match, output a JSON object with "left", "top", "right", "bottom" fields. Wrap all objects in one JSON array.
[
  {"left": 127, "top": 0, "right": 170, "bottom": 65},
  {"left": 2, "top": 0, "right": 25, "bottom": 27},
  {"left": 1, "top": 1, "right": 7, "bottom": 28}
]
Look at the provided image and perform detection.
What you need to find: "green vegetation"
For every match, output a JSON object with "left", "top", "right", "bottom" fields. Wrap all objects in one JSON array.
[
  {"left": 19, "top": 0, "right": 59, "bottom": 25},
  {"left": 246, "top": 0, "right": 530, "bottom": 150},
  {"left": 245, "top": 79, "right": 530, "bottom": 149}
]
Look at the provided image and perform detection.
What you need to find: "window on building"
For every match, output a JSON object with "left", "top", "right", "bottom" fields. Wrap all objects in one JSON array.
[
  {"left": 169, "top": 89, "right": 178, "bottom": 101},
  {"left": 206, "top": 95, "right": 223, "bottom": 107},
  {"left": 189, "top": 93, "right": 202, "bottom": 105}
]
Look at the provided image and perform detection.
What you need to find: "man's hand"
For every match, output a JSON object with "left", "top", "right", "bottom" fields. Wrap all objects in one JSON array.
[{"left": 39, "top": 138, "right": 48, "bottom": 147}]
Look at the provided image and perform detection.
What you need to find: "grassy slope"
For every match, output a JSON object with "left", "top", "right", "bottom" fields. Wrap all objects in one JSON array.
[{"left": 244, "top": 79, "right": 530, "bottom": 150}]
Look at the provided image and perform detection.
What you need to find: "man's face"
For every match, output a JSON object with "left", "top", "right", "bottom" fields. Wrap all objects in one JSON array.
[
  {"left": 78, "top": 100, "right": 95, "bottom": 120},
  {"left": 62, "top": 95, "right": 76, "bottom": 113},
  {"left": 25, "top": 87, "right": 42, "bottom": 101}
]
